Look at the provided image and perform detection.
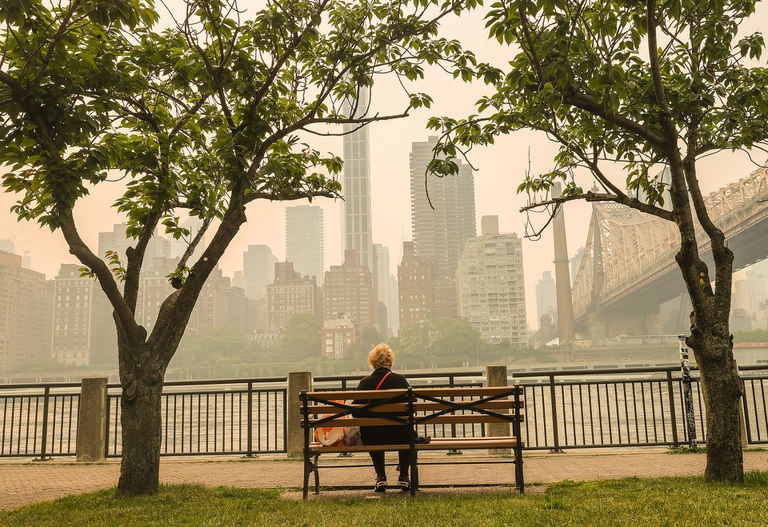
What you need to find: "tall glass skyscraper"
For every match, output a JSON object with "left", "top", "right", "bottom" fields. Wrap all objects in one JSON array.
[
  {"left": 535, "top": 270, "right": 558, "bottom": 328},
  {"left": 285, "top": 205, "right": 324, "bottom": 287},
  {"left": 409, "top": 136, "right": 476, "bottom": 276},
  {"left": 242, "top": 244, "right": 277, "bottom": 299},
  {"left": 341, "top": 88, "right": 374, "bottom": 273},
  {"left": 407, "top": 136, "right": 476, "bottom": 320}
]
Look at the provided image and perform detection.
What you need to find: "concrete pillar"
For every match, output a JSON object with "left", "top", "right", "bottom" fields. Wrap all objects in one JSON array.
[
  {"left": 486, "top": 365, "right": 510, "bottom": 455},
  {"left": 76, "top": 377, "right": 108, "bottom": 462},
  {"left": 287, "top": 370, "right": 312, "bottom": 459},
  {"left": 552, "top": 183, "right": 576, "bottom": 343},
  {"left": 645, "top": 308, "right": 663, "bottom": 335}
]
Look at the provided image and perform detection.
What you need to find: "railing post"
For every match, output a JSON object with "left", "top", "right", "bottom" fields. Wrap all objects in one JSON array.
[
  {"left": 104, "top": 391, "right": 111, "bottom": 458},
  {"left": 548, "top": 373, "right": 563, "bottom": 453},
  {"left": 666, "top": 369, "right": 680, "bottom": 446},
  {"left": 34, "top": 386, "right": 51, "bottom": 461},
  {"left": 245, "top": 381, "right": 256, "bottom": 457},
  {"left": 287, "top": 371, "right": 312, "bottom": 458},
  {"left": 447, "top": 372, "right": 461, "bottom": 455},
  {"left": 735, "top": 360, "right": 748, "bottom": 448},
  {"left": 486, "top": 365, "right": 511, "bottom": 455},
  {"left": 76, "top": 377, "right": 108, "bottom": 462}
]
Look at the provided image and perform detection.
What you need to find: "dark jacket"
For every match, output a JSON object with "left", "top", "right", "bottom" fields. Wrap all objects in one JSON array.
[{"left": 354, "top": 367, "right": 412, "bottom": 446}]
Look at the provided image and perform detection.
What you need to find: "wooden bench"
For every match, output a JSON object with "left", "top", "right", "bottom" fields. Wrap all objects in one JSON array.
[{"left": 299, "top": 385, "right": 524, "bottom": 498}]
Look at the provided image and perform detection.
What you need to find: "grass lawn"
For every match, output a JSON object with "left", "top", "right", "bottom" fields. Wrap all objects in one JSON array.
[{"left": 2, "top": 472, "right": 767, "bottom": 526}]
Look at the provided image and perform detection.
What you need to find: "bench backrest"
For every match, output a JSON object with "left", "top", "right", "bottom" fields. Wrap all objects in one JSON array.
[{"left": 300, "top": 385, "right": 525, "bottom": 429}]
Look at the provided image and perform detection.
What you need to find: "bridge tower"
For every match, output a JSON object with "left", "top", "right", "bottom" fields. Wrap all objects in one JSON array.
[{"left": 552, "top": 183, "right": 575, "bottom": 343}]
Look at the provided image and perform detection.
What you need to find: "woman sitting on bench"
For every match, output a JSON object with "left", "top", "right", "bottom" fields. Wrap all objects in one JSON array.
[{"left": 355, "top": 343, "right": 422, "bottom": 492}]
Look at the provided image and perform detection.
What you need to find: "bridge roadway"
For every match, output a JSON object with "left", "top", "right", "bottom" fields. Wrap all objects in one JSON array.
[{"left": 574, "top": 180, "right": 768, "bottom": 329}]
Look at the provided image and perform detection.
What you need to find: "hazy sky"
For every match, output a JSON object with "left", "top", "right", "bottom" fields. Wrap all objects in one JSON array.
[{"left": 1, "top": 3, "right": 766, "bottom": 326}]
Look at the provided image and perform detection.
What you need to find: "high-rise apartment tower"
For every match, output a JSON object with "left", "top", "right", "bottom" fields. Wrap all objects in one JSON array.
[
  {"left": 285, "top": 205, "right": 324, "bottom": 287},
  {"left": 456, "top": 216, "right": 527, "bottom": 348}
]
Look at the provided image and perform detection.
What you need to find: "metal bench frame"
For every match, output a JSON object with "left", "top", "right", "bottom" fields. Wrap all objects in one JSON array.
[{"left": 299, "top": 385, "right": 525, "bottom": 498}]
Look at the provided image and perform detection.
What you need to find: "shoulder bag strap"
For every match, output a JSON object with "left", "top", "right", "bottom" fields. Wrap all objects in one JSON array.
[
  {"left": 374, "top": 371, "right": 392, "bottom": 391},
  {"left": 368, "top": 371, "right": 393, "bottom": 404}
]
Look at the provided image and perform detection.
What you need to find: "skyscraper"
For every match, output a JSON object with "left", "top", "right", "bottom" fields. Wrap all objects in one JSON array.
[
  {"left": 388, "top": 274, "right": 400, "bottom": 336},
  {"left": 324, "top": 250, "right": 375, "bottom": 329},
  {"left": 51, "top": 263, "right": 113, "bottom": 366},
  {"left": 285, "top": 205, "right": 324, "bottom": 286},
  {"left": 535, "top": 270, "right": 557, "bottom": 328},
  {"left": 374, "top": 243, "right": 396, "bottom": 334},
  {"left": 409, "top": 136, "right": 476, "bottom": 319},
  {"left": 398, "top": 241, "right": 433, "bottom": 328},
  {"left": 0, "top": 253, "right": 52, "bottom": 370},
  {"left": 733, "top": 270, "right": 768, "bottom": 317},
  {"left": 169, "top": 216, "right": 206, "bottom": 264},
  {"left": 456, "top": 216, "right": 527, "bottom": 348},
  {"left": 242, "top": 245, "right": 277, "bottom": 299},
  {"left": 410, "top": 136, "right": 476, "bottom": 276},
  {"left": 98, "top": 223, "right": 170, "bottom": 263},
  {"left": 266, "top": 261, "right": 322, "bottom": 332},
  {"left": 341, "top": 89, "right": 374, "bottom": 273}
]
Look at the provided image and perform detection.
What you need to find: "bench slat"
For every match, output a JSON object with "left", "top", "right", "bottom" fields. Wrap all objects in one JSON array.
[
  {"left": 304, "top": 386, "right": 523, "bottom": 401},
  {"left": 307, "top": 400, "right": 520, "bottom": 414},
  {"left": 308, "top": 413, "right": 524, "bottom": 428},
  {"left": 306, "top": 437, "right": 520, "bottom": 453}
]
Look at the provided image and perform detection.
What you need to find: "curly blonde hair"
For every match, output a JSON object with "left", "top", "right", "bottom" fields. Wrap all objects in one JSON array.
[{"left": 367, "top": 343, "right": 395, "bottom": 369}]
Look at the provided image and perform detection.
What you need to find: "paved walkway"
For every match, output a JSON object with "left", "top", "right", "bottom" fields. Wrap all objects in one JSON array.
[{"left": 2, "top": 448, "right": 768, "bottom": 510}]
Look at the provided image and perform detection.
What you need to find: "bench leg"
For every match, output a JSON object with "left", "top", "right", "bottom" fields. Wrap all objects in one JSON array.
[
  {"left": 302, "top": 452, "right": 310, "bottom": 500},
  {"left": 303, "top": 452, "right": 321, "bottom": 499},
  {"left": 515, "top": 451, "right": 524, "bottom": 494},
  {"left": 312, "top": 453, "right": 321, "bottom": 494}
]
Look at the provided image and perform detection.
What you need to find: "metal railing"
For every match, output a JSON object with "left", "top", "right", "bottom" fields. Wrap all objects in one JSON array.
[
  {"left": 1, "top": 378, "right": 288, "bottom": 458},
  {"left": 741, "top": 365, "right": 768, "bottom": 445},
  {"left": 0, "top": 382, "right": 81, "bottom": 458},
  {"left": 2, "top": 366, "right": 767, "bottom": 458},
  {"left": 105, "top": 378, "right": 288, "bottom": 457},
  {"left": 514, "top": 367, "right": 706, "bottom": 451}
]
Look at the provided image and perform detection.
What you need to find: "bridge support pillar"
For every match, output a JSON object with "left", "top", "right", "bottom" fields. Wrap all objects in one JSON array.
[
  {"left": 587, "top": 308, "right": 664, "bottom": 340},
  {"left": 587, "top": 313, "right": 608, "bottom": 341},
  {"left": 645, "top": 309, "right": 663, "bottom": 335}
]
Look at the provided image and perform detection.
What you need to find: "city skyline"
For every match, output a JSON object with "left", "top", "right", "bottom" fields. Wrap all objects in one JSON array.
[{"left": 1, "top": 5, "right": 766, "bottom": 327}]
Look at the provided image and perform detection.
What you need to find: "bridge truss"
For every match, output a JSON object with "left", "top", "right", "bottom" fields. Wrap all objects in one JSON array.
[{"left": 572, "top": 166, "right": 768, "bottom": 321}]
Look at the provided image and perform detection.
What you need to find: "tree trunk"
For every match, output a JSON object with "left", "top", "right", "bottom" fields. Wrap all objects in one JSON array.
[
  {"left": 116, "top": 377, "right": 164, "bottom": 496},
  {"left": 691, "top": 333, "right": 744, "bottom": 483}
]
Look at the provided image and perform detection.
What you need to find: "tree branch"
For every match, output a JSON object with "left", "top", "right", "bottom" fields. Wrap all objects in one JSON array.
[{"left": 59, "top": 213, "right": 144, "bottom": 346}]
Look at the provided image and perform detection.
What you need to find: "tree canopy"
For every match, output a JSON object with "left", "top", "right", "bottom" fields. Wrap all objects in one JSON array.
[
  {"left": 391, "top": 317, "right": 487, "bottom": 366},
  {"left": 429, "top": 0, "right": 768, "bottom": 483},
  {"left": 277, "top": 312, "right": 322, "bottom": 360},
  {"left": 0, "top": 0, "right": 480, "bottom": 495}
]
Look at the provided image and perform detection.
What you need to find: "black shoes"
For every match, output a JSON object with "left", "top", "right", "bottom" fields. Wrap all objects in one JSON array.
[
  {"left": 415, "top": 435, "right": 431, "bottom": 444},
  {"left": 398, "top": 473, "right": 411, "bottom": 491},
  {"left": 374, "top": 474, "right": 387, "bottom": 492}
]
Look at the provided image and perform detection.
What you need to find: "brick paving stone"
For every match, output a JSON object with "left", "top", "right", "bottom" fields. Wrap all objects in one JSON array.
[{"left": 2, "top": 449, "right": 767, "bottom": 510}]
